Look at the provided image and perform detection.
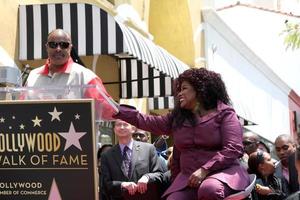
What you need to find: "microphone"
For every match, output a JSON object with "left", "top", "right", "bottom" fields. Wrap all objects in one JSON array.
[{"left": 17, "top": 64, "right": 30, "bottom": 87}]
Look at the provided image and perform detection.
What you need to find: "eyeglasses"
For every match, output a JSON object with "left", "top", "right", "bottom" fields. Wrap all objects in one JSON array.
[
  {"left": 132, "top": 133, "right": 147, "bottom": 138},
  {"left": 242, "top": 141, "right": 256, "bottom": 146},
  {"left": 47, "top": 41, "right": 70, "bottom": 49}
]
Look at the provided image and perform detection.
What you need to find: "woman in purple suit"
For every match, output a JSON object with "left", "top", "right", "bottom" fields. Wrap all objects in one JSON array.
[{"left": 114, "top": 68, "right": 250, "bottom": 200}]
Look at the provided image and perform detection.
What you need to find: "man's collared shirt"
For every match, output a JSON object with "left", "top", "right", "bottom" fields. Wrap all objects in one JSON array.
[
  {"left": 119, "top": 139, "right": 133, "bottom": 158},
  {"left": 282, "top": 165, "right": 290, "bottom": 182},
  {"left": 25, "top": 58, "right": 116, "bottom": 119},
  {"left": 26, "top": 58, "right": 105, "bottom": 95}
]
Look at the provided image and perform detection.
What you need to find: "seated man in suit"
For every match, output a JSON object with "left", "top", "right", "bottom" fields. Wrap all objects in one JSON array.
[{"left": 101, "top": 119, "right": 165, "bottom": 200}]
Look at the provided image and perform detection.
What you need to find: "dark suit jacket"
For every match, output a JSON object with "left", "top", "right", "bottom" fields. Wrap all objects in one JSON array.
[
  {"left": 285, "top": 191, "right": 300, "bottom": 200},
  {"left": 288, "top": 152, "right": 299, "bottom": 193},
  {"left": 274, "top": 153, "right": 299, "bottom": 194},
  {"left": 101, "top": 141, "right": 164, "bottom": 200},
  {"left": 121, "top": 183, "right": 160, "bottom": 200}
]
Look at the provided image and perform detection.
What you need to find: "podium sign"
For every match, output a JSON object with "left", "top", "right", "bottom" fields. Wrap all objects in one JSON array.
[{"left": 0, "top": 99, "right": 98, "bottom": 200}]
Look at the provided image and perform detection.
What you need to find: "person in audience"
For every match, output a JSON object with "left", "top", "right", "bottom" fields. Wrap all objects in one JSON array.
[
  {"left": 296, "top": 131, "right": 300, "bottom": 147},
  {"left": 133, "top": 129, "right": 168, "bottom": 172},
  {"left": 160, "top": 146, "right": 174, "bottom": 199},
  {"left": 98, "top": 144, "right": 113, "bottom": 200},
  {"left": 243, "top": 131, "right": 260, "bottom": 155},
  {"left": 132, "top": 129, "right": 169, "bottom": 196},
  {"left": 132, "top": 129, "right": 149, "bottom": 143},
  {"left": 295, "top": 146, "right": 300, "bottom": 184},
  {"left": 241, "top": 132, "right": 278, "bottom": 171},
  {"left": 153, "top": 135, "right": 169, "bottom": 157},
  {"left": 161, "top": 146, "right": 173, "bottom": 161},
  {"left": 258, "top": 141, "right": 271, "bottom": 154},
  {"left": 113, "top": 68, "right": 250, "bottom": 200},
  {"left": 274, "top": 134, "right": 298, "bottom": 193},
  {"left": 258, "top": 140, "right": 280, "bottom": 169},
  {"left": 97, "top": 144, "right": 113, "bottom": 171},
  {"left": 248, "top": 151, "right": 289, "bottom": 200},
  {"left": 100, "top": 119, "right": 164, "bottom": 200},
  {"left": 98, "top": 144, "right": 113, "bottom": 168},
  {"left": 288, "top": 144, "right": 300, "bottom": 193},
  {"left": 285, "top": 146, "right": 300, "bottom": 200},
  {"left": 240, "top": 131, "right": 261, "bottom": 168}
]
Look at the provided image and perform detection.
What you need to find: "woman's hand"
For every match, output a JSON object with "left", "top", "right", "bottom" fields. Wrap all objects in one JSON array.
[
  {"left": 255, "top": 184, "right": 273, "bottom": 195},
  {"left": 188, "top": 168, "right": 209, "bottom": 188}
]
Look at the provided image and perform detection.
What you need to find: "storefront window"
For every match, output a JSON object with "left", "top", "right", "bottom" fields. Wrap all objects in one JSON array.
[{"left": 98, "top": 122, "right": 114, "bottom": 146}]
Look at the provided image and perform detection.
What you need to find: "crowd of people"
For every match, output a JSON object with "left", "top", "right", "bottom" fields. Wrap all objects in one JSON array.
[
  {"left": 98, "top": 122, "right": 300, "bottom": 200},
  {"left": 243, "top": 133, "right": 296, "bottom": 200},
  {"left": 99, "top": 68, "right": 300, "bottom": 200},
  {"left": 25, "top": 28, "right": 300, "bottom": 200}
]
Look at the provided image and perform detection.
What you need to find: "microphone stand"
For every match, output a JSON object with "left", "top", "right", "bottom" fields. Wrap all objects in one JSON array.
[{"left": 17, "top": 64, "right": 30, "bottom": 87}]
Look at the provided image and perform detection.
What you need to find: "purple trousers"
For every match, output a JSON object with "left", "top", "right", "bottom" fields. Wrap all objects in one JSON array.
[{"left": 166, "top": 177, "right": 235, "bottom": 200}]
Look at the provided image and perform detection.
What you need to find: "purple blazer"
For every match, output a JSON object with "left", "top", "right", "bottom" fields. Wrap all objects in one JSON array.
[{"left": 114, "top": 102, "right": 250, "bottom": 195}]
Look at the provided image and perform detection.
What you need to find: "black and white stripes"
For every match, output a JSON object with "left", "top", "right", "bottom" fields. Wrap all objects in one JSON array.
[
  {"left": 19, "top": 2, "right": 189, "bottom": 111},
  {"left": 19, "top": 3, "right": 189, "bottom": 78},
  {"left": 120, "top": 59, "right": 173, "bottom": 98},
  {"left": 119, "top": 58, "right": 176, "bottom": 110},
  {"left": 238, "top": 116, "right": 257, "bottom": 126},
  {"left": 117, "top": 22, "right": 188, "bottom": 78},
  {"left": 148, "top": 96, "right": 175, "bottom": 110},
  {"left": 19, "top": 3, "right": 124, "bottom": 60}
]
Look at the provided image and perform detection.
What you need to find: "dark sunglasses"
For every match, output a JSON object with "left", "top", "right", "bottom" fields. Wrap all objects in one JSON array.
[
  {"left": 132, "top": 133, "right": 147, "bottom": 138},
  {"left": 47, "top": 41, "right": 70, "bottom": 49},
  {"left": 242, "top": 141, "right": 256, "bottom": 146}
]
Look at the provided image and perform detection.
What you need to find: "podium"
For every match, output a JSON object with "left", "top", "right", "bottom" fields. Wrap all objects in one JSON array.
[{"left": 0, "top": 85, "right": 118, "bottom": 200}]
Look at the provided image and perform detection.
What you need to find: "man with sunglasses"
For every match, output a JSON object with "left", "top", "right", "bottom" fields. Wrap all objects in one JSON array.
[
  {"left": 243, "top": 131, "right": 260, "bottom": 156},
  {"left": 239, "top": 131, "right": 261, "bottom": 169},
  {"left": 25, "top": 29, "right": 116, "bottom": 119}
]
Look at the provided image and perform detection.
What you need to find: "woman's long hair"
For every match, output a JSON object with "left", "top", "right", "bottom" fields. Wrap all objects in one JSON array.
[{"left": 170, "top": 68, "right": 230, "bottom": 128}]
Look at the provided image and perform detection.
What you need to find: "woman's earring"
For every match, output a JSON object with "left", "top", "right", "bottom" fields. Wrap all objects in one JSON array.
[{"left": 194, "top": 102, "right": 200, "bottom": 114}]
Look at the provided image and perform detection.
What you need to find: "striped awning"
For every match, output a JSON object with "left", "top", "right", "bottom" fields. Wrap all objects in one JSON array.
[
  {"left": 18, "top": 3, "right": 189, "bottom": 78},
  {"left": 98, "top": 121, "right": 113, "bottom": 128},
  {"left": 148, "top": 96, "right": 174, "bottom": 110},
  {"left": 238, "top": 116, "right": 257, "bottom": 126},
  {"left": 120, "top": 59, "right": 173, "bottom": 98}
]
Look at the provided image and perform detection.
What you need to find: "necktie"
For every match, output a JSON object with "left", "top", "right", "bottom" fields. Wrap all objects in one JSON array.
[{"left": 122, "top": 146, "right": 131, "bottom": 177}]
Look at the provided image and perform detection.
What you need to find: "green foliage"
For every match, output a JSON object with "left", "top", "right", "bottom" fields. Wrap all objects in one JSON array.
[{"left": 281, "top": 20, "right": 300, "bottom": 50}]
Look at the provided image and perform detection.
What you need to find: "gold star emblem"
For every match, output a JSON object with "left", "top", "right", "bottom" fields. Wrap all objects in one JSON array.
[{"left": 32, "top": 116, "right": 42, "bottom": 127}]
